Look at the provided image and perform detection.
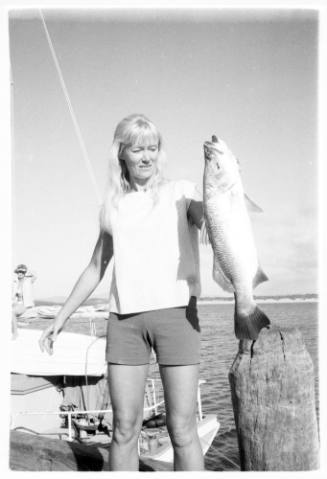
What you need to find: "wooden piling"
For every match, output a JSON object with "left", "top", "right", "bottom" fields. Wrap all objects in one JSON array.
[{"left": 229, "top": 327, "right": 319, "bottom": 471}]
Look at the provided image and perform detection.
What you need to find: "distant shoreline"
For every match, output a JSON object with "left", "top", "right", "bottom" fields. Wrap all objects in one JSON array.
[
  {"left": 198, "top": 298, "right": 318, "bottom": 305},
  {"left": 36, "top": 295, "right": 318, "bottom": 306}
]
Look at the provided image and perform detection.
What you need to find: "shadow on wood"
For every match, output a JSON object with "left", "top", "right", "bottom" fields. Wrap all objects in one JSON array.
[
  {"left": 229, "top": 327, "right": 319, "bottom": 471},
  {"left": 9, "top": 430, "right": 173, "bottom": 471}
]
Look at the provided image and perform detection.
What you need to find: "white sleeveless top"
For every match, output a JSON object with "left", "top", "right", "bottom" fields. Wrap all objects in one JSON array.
[{"left": 109, "top": 179, "right": 201, "bottom": 314}]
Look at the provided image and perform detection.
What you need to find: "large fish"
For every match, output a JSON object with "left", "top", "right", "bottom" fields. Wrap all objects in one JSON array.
[{"left": 202, "top": 135, "right": 270, "bottom": 340}]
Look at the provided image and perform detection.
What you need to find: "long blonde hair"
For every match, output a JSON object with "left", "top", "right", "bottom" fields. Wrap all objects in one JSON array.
[{"left": 100, "top": 113, "right": 166, "bottom": 234}]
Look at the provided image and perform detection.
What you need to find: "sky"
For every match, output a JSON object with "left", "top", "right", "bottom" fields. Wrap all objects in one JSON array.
[{"left": 8, "top": 7, "right": 318, "bottom": 299}]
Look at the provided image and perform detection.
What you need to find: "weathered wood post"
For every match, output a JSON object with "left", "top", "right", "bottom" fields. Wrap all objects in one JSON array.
[{"left": 229, "top": 327, "right": 319, "bottom": 470}]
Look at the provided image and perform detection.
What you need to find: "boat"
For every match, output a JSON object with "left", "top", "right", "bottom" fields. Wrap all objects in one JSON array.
[{"left": 10, "top": 327, "right": 220, "bottom": 469}]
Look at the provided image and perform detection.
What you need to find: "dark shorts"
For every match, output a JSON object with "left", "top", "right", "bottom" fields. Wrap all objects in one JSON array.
[{"left": 106, "top": 297, "right": 200, "bottom": 366}]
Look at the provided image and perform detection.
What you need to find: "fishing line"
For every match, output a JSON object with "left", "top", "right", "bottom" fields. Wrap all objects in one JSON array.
[{"left": 38, "top": 9, "right": 101, "bottom": 206}]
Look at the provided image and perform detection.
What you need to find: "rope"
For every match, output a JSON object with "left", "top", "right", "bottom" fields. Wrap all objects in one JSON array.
[
  {"left": 216, "top": 451, "right": 240, "bottom": 469},
  {"left": 38, "top": 9, "right": 101, "bottom": 205}
]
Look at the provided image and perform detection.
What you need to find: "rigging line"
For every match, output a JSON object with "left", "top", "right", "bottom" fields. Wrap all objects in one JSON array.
[
  {"left": 38, "top": 9, "right": 102, "bottom": 206},
  {"left": 216, "top": 451, "right": 240, "bottom": 469}
]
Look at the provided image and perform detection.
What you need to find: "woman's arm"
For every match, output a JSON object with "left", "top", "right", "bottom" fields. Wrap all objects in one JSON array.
[
  {"left": 54, "top": 230, "right": 113, "bottom": 325},
  {"left": 187, "top": 200, "right": 204, "bottom": 230},
  {"left": 26, "top": 270, "right": 37, "bottom": 283},
  {"left": 39, "top": 230, "right": 113, "bottom": 353}
]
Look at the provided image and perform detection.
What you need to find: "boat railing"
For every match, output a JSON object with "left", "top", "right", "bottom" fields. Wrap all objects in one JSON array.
[{"left": 11, "top": 378, "right": 206, "bottom": 442}]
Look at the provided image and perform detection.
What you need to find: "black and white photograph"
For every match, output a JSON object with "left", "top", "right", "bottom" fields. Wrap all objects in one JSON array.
[{"left": 2, "top": 0, "right": 326, "bottom": 474}]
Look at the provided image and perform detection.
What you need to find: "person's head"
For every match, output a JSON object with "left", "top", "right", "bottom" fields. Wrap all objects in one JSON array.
[
  {"left": 112, "top": 113, "right": 164, "bottom": 190},
  {"left": 100, "top": 114, "right": 166, "bottom": 233},
  {"left": 14, "top": 264, "right": 27, "bottom": 279}
]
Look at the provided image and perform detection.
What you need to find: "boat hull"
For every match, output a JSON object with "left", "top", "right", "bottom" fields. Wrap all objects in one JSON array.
[
  {"left": 141, "top": 414, "right": 220, "bottom": 463},
  {"left": 11, "top": 374, "right": 63, "bottom": 433}
]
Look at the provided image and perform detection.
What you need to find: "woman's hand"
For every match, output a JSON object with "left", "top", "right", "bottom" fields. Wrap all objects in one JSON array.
[{"left": 39, "top": 319, "right": 62, "bottom": 355}]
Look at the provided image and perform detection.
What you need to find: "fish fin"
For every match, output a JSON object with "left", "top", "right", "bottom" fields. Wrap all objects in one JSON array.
[
  {"left": 200, "top": 221, "right": 210, "bottom": 245},
  {"left": 213, "top": 257, "right": 234, "bottom": 292},
  {"left": 234, "top": 305, "right": 270, "bottom": 340},
  {"left": 244, "top": 193, "right": 263, "bottom": 213},
  {"left": 253, "top": 266, "right": 269, "bottom": 289}
]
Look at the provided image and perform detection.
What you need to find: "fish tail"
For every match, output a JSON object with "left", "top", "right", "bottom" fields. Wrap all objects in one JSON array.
[{"left": 234, "top": 305, "right": 270, "bottom": 340}]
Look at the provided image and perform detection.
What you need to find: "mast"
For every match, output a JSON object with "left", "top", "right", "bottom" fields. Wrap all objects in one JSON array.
[{"left": 38, "top": 9, "right": 102, "bottom": 206}]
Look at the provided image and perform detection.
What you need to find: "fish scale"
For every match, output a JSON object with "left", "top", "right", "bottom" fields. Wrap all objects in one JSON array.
[{"left": 202, "top": 135, "right": 271, "bottom": 340}]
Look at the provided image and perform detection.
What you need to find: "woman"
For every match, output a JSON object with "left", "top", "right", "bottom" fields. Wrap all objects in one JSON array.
[
  {"left": 39, "top": 113, "right": 204, "bottom": 471},
  {"left": 12, "top": 264, "right": 37, "bottom": 311},
  {"left": 12, "top": 264, "right": 37, "bottom": 337}
]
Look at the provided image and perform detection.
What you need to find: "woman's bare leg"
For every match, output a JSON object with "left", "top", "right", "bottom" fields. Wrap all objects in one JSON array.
[
  {"left": 159, "top": 364, "right": 204, "bottom": 471},
  {"left": 11, "top": 310, "right": 18, "bottom": 339},
  {"left": 108, "top": 363, "right": 149, "bottom": 471}
]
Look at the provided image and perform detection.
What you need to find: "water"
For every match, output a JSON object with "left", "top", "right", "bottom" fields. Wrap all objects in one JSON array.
[
  {"left": 199, "top": 301, "right": 319, "bottom": 470},
  {"left": 149, "top": 301, "right": 319, "bottom": 470},
  {"left": 31, "top": 300, "right": 319, "bottom": 471}
]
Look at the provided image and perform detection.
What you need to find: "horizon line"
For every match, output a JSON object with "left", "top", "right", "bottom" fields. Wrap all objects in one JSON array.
[{"left": 35, "top": 292, "right": 318, "bottom": 302}]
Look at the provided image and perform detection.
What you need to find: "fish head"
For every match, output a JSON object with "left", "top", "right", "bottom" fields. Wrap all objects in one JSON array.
[{"left": 203, "top": 136, "right": 240, "bottom": 194}]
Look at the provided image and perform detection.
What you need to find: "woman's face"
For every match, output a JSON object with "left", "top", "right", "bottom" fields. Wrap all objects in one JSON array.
[{"left": 120, "top": 136, "right": 159, "bottom": 187}]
